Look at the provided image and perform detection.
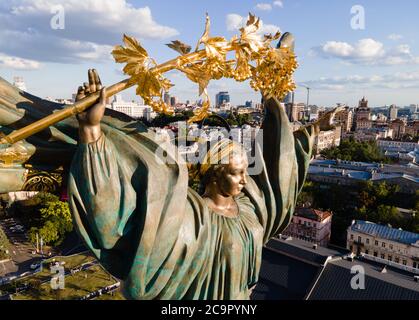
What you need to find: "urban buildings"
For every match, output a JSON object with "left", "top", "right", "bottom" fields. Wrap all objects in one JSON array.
[
  {"left": 334, "top": 105, "right": 353, "bottom": 133},
  {"left": 391, "top": 119, "right": 406, "bottom": 139},
  {"left": 285, "top": 103, "right": 305, "bottom": 122},
  {"left": 282, "top": 208, "right": 333, "bottom": 246},
  {"left": 313, "top": 125, "right": 341, "bottom": 154},
  {"left": 106, "top": 95, "right": 156, "bottom": 121},
  {"left": 252, "top": 236, "right": 419, "bottom": 300},
  {"left": 307, "top": 159, "right": 419, "bottom": 194},
  {"left": 347, "top": 220, "right": 419, "bottom": 271}
]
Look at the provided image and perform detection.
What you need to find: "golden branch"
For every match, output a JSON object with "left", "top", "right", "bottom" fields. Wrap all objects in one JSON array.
[{"left": 0, "top": 13, "right": 298, "bottom": 145}]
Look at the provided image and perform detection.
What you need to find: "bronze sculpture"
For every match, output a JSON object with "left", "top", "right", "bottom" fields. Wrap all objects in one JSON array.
[
  {"left": 0, "top": 14, "right": 343, "bottom": 299},
  {"left": 62, "top": 67, "right": 340, "bottom": 299}
]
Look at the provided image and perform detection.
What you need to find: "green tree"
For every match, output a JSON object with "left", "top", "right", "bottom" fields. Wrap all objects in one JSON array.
[
  {"left": 321, "top": 139, "right": 393, "bottom": 163},
  {"left": 28, "top": 199, "right": 73, "bottom": 246}
]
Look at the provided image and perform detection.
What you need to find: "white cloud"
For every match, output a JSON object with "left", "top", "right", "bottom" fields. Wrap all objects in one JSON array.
[
  {"left": 302, "top": 71, "right": 419, "bottom": 91},
  {"left": 321, "top": 39, "right": 384, "bottom": 59},
  {"left": 255, "top": 3, "right": 272, "bottom": 11},
  {"left": 388, "top": 33, "right": 403, "bottom": 41},
  {"left": 313, "top": 38, "right": 419, "bottom": 66},
  {"left": 0, "top": 53, "right": 41, "bottom": 70},
  {"left": 226, "top": 13, "right": 281, "bottom": 35},
  {"left": 0, "top": 0, "right": 178, "bottom": 64},
  {"left": 273, "top": 1, "right": 284, "bottom": 8}
]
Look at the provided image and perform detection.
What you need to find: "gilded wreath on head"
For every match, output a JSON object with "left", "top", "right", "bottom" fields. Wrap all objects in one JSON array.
[{"left": 111, "top": 13, "right": 298, "bottom": 123}]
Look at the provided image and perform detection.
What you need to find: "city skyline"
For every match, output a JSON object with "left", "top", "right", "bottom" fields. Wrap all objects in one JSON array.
[{"left": 1, "top": 1, "right": 419, "bottom": 107}]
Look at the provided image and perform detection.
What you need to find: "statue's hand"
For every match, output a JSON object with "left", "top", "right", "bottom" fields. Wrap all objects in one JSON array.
[
  {"left": 313, "top": 106, "right": 345, "bottom": 134},
  {"left": 75, "top": 69, "right": 107, "bottom": 143}
]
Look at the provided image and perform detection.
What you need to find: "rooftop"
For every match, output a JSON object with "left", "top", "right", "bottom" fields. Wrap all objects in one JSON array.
[
  {"left": 295, "top": 208, "right": 332, "bottom": 222},
  {"left": 350, "top": 220, "right": 419, "bottom": 245},
  {"left": 308, "top": 257, "right": 419, "bottom": 300},
  {"left": 252, "top": 236, "right": 419, "bottom": 300}
]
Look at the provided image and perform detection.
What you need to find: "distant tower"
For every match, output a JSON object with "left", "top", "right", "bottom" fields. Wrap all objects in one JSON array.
[
  {"left": 170, "top": 96, "right": 178, "bottom": 107},
  {"left": 13, "top": 76, "right": 27, "bottom": 92},
  {"left": 215, "top": 91, "right": 230, "bottom": 107},
  {"left": 389, "top": 104, "right": 398, "bottom": 121},
  {"left": 354, "top": 97, "right": 371, "bottom": 130},
  {"left": 164, "top": 92, "right": 171, "bottom": 105}
]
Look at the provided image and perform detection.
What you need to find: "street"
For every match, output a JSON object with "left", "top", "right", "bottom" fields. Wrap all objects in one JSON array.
[{"left": 0, "top": 216, "right": 42, "bottom": 278}]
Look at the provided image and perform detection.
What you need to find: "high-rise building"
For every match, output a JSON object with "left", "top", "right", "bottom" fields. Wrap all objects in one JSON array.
[
  {"left": 215, "top": 91, "right": 230, "bottom": 107},
  {"left": 13, "top": 76, "right": 26, "bottom": 92},
  {"left": 354, "top": 97, "right": 372, "bottom": 131},
  {"left": 389, "top": 104, "right": 398, "bottom": 121},
  {"left": 245, "top": 100, "right": 253, "bottom": 108},
  {"left": 170, "top": 96, "right": 178, "bottom": 107},
  {"left": 164, "top": 92, "right": 171, "bottom": 105}
]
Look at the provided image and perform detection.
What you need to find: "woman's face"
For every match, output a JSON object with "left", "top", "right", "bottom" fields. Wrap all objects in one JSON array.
[{"left": 216, "top": 153, "right": 248, "bottom": 197}]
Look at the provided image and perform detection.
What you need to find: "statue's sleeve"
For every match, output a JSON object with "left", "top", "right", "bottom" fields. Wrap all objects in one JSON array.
[
  {"left": 68, "top": 133, "right": 136, "bottom": 252},
  {"left": 248, "top": 98, "right": 315, "bottom": 244},
  {"left": 67, "top": 129, "right": 194, "bottom": 287}
]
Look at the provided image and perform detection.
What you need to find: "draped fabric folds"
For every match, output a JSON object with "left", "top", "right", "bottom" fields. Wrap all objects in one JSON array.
[
  {"left": 0, "top": 77, "right": 315, "bottom": 300},
  {"left": 68, "top": 98, "right": 316, "bottom": 300}
]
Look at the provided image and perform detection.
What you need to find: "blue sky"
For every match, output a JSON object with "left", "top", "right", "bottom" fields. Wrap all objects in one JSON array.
[{"left": 1, "top": 0, "right": 419, "bottom": 107}]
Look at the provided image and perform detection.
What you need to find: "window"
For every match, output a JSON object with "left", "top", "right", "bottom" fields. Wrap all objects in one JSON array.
[
  {"left": 413, "top": 262, "right": 417, "bottom": 269},
  {"left": 365, "top": 250, "right": 369, "bottom": 255},
  {"left": 366, "top": 238, "right": 370, "bottom": 244},
  {"left": 374, "top": 252, "right": 378, "bottom": 257},
  {"left": 389, "top": 244, "right": 393, "bottom": 250},
  {"left": 351, "top": 234, "right": 354, "bottom": 240},
  {"left": 375, "top": 240, "right": 378, "bottom": 246},
  {"left": 388, "top": 255, "right": 392, "bottom": 262},
  {"left": 395, "top": 257, "right": 400, "bottom": 264},
  {"left": 381, "top": 254, "right": 385, "bottom": 259},
  {"left": 382, "top": 242, "right": 386, "bottom": 248},
  {"left": 403, "top": 260, "right": 407, "bottom": 266},
  {"left": 358, "top": 236, "right": 362, "bottom": 243}
]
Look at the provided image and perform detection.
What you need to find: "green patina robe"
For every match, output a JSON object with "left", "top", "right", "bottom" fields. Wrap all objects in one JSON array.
[
  {"left": 0, "top": 77, "right": 315, "bottom": 300},
  {"left": 68, "top": 98, "right": 316, "bottom": 300}
]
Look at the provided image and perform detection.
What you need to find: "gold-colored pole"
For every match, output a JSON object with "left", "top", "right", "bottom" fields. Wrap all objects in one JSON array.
[{"left": 0, "top": 49, "right": 209, "bottom": 145}]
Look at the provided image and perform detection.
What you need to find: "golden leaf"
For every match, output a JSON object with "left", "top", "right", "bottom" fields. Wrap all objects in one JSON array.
[
  {"left": 166, "top": 40, "right": 192, "bottom": 55},
  {"left": 188, "top": 89, "right": 210, "bottom": 123},
  {"left": 111, "top": 13, "right": 298, "bottom": 123},
  {"left": 195, "top": 13, "right": 210, "bottom": 51}
]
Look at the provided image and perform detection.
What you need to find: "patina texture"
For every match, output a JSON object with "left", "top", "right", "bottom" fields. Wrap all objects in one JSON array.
[{"left": 67, "top": 97, "right": 315, "bottom": 299}]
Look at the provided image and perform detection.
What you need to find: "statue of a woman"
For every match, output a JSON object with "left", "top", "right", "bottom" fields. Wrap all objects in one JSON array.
[{"left": 67, "top": 70, "right": 340, "bottom": 300}]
